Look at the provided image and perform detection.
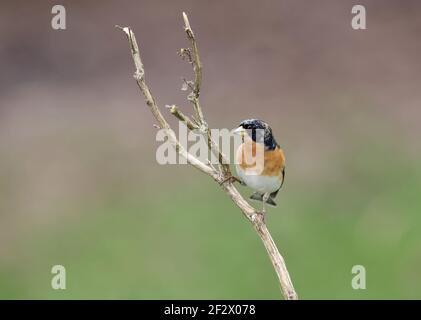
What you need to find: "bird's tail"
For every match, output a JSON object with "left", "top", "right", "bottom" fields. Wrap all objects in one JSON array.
[{"left": 249, "top": 192, "right": 277, "bottom": 207}]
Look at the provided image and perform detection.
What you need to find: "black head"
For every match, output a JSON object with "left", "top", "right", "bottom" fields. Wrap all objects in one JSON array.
[{"left": 238, "top": 119, "right": 279, "bottom": 150}]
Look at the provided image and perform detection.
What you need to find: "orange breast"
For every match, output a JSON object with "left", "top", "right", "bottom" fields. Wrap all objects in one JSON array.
[{"left": 237, "top": 140, "right": 285, "bottom": 177}]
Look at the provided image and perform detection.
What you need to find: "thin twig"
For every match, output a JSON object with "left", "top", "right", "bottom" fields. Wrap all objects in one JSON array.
[
  {"left": 115, "top": 25, "right": 216, "bottom": 178},
  {"left": 166, "top": 104, "right": 199, "bottom": 131},
  {"left": 182, "top": 12, "right": 204, "bottom": 122},
  {"left": 115, "top": 15, "right": 298, "bottom": 300},
  {"left": 181, "top": 13, "right": 231, "bottom": 176}
]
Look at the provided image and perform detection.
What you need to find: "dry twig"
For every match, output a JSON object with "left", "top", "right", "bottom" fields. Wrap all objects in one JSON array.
[{"left": 116, "top": 13, "right": 298, "bottom": 300}]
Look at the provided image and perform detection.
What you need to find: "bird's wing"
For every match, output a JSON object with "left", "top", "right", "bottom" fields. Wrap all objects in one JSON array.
[{"left": 280, "top": 166, "right": 285, "bottom": 188}]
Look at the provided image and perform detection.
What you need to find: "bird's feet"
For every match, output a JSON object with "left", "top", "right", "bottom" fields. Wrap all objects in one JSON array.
[
  {"left": 260, "top": 210, "right": 267, "bottom": 224},
  {"left": 219, "top": 175, "right": 245, "bottom": 186}
]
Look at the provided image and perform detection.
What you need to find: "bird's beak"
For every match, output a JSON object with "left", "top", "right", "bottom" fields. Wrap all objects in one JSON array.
[{"left": 233, "top": 126, "right": 246, "bottom": 137}]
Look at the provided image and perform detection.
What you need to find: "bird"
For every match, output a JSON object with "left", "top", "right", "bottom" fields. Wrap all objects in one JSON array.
[{"left": 231, "top": 119, "right": 285, "bottom": 215}]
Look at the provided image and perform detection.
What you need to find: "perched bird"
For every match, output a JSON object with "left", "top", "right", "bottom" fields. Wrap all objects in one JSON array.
[{"left": 232, "top": 119, "right": 285, "bottom": 214}]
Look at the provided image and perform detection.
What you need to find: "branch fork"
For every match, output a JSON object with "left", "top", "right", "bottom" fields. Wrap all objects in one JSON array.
[{"left": 116, "top": 13, "right": 298, "bottom": 300}]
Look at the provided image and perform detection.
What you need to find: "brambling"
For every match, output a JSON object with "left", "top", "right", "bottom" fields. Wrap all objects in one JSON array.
[{"left": 232, "top": 119, "right": 285, "bottom": 214}]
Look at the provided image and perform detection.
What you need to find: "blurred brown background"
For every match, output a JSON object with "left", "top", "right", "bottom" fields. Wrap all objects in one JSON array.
[{"left": 1, "top": 0, "right": 421, "bottom": 299}]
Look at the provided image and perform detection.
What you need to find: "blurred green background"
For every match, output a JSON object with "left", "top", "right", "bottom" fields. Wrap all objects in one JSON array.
[{"left": 1, "top": 0, "right": 421, "bottom": 299}]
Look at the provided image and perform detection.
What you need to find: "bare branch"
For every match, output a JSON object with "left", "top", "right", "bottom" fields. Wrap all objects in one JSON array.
[
  {"left": 221, "top": 183, "right": 298, "bottom": 300},
  {"left": 182, "top": 12, "right": 202, "bottom": 100},
  {"left": 116, "top": 16, "right": 298, "bottom": 300},
  {"left": 181, "top": 13, "right": 231, "bottom": 176},
  {"left": 115, "top": 25, "right": 216, "bottom": 178},
  {"left": 182, "top": 12, "right": 205, "bottom": 127},
  {"left": 166, "top": 104, "right": 198, "bottom": 131}
]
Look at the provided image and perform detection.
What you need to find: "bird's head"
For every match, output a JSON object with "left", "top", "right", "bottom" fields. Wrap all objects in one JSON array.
[{"left": 233, "top": 119, "right": 278, "bottom": 150}]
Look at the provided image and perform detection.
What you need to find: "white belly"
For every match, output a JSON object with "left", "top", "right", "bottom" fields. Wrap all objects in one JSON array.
[{"left": 236, "top": 164, "right": 281, "bottom": 194}]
